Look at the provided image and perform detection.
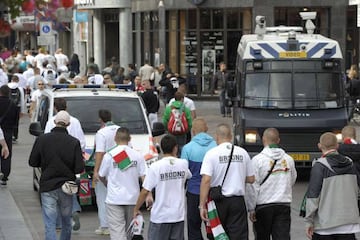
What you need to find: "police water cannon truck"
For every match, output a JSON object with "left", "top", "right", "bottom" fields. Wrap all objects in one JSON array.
[{"left": 226, "top": 12, "right": 347, "bottom": 168}]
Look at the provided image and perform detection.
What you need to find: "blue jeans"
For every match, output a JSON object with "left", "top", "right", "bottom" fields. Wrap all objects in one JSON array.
[
  {"left": 41, "top": 188, "right": 73, "bottom": 240},
  {"left": 56, "top": 195, "right": 81, "bottom": 228}
]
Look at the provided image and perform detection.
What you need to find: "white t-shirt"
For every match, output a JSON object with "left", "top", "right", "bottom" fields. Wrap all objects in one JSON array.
[
  {"left": 27, "top": 75, "right": 47, "bottom": 90},
  {"left": 0, "top": 69, "right": 8, "bottom": 87},
  {"left": 169, "top": 96, "right": 196, "bottom": 111},
  {"left": 99, "top": 145, "right": 145, "bottom": 205},
  {"left": 88, "top": 74, "right": 104, "bottom": 85},
  {"left": 45, "top": 114, "right": 86, "bottom": 151},
  {"left": 55, "top": 53, "right": 69, "bottom": 71},
  {"left": 95, "top": 123, "right": 120, "bottom": 153},
  {"left": 30, "top": 89, "right": 44, "bottom": 103},
  {"left": 34, "top": 53, "right": 46, "bottom": 69},
  {"left": 143, "top": 156, "right": 192, "bottom": 223},
  {"left": 200, "top": 142, "right": 254, "bottom": 196},
  {"left": 23, "top": 68, "right": 34, "bottom": 81}
]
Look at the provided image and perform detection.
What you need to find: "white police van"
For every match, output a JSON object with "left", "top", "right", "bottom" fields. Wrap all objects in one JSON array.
[{"left": 29, "top": 84, "right": 164, "bottom": 205}]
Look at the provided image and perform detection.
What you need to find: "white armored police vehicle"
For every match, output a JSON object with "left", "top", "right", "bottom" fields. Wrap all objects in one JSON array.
[{"left": 226, "top": 12, "right": 347, "bottom": 168}]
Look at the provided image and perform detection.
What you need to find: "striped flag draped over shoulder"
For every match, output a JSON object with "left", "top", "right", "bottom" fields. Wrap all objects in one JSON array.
[
  {"left": 108, "top": 147, "right": 133, "bottom": 170},
  {"left": 207, "top": 200, "right": 229, "bottom": 240}
]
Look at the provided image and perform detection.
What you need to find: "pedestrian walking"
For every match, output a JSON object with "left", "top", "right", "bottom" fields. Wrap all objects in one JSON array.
[
  {"left": 212, "top": 62, "right": 232, "bottom": 117},
  {"left": 0, "top": 85, "right": 17, "bottom": 185},
  {"left": 93, "top": 109, "right": 120, "bottom": 235},
  {"left": 338, "top": 125, "right": 360, "bottom": 211},
  {"left": 247, "top": 128, "right": 297, "bottom": 240},
  {"left": 305, "top": 132, "right": 360, "bottom": 239},
  {"left": 199, "top": 123, "right": 255, "bottom": 239},
  {"left": 7, "top": 74, "right": 27, "bottom": 142},
  {"left": 141, "top": 79, "right": 159, "bottom": 128},
  {"left": 28, "top": 111, "right": 84, "bottom": 240},
  {"left": 163, "top": 91, "right": 192, "bottom": 155},
  {"left": 98, "top": 127, "right": 146, "bottom": 239},
  {"left": 133, "top": 134, "right": 192, "bottom": 240},
  {"left": 181, "top": 117, "right": 216, "bottom": 240},
  {"left": 169, "top": 83, "right": 196, "bottom": 143},
  {"left": 44, "top": 98, "right": 85, "bottom": 231}
]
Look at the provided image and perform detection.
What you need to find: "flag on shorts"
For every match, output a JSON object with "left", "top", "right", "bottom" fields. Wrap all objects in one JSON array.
[
  {"left": 109, "top": 147, "right": 133, "bottom": 170},
  {"left": 207, "top": 200, "right": 229, "bottom": 240}
]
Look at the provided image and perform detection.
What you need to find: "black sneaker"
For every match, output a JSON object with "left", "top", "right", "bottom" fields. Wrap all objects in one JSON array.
[{"left": 1, "top": 180, "right": 7, "bottom": 186}]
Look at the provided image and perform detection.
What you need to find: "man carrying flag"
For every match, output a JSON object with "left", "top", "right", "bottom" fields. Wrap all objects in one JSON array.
[
  {"left": 99, "top": 127, "right": 146, "bottom": 239},
  {"left": 133, "top": 134, "right": 192, "bottom": 240}
]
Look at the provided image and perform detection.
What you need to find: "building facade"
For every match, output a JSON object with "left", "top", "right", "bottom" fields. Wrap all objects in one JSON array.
[
  {"left": 1, "top": 1, "right": 357, "bottom": 94},
  {"left": 74, "top": 0, "right": 357, "bottom": 95}
]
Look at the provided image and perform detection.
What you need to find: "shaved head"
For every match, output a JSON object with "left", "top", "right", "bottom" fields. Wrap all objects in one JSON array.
[
  {"left": 215, "top": 123, "right": 232, "bottom": 143},
  {"left": 262, "top": 128, "right": 280, "bottom": 145},
  {"left": 319, "top": 132, "right": 338, "bottom": 151},
  {"left": 192, "top": 117, "right": 208, "bottom": 135},
  {"left": 342, "top": 126, "right": 356, "bottom": 140}
]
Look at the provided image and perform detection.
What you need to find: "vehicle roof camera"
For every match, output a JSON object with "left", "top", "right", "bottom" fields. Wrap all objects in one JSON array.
[
  {"left": 299, "top": 11, "right": 317, "bottom": 20},
  {"left": 255, "top": 16, "right": 266, "bottom": 39},
  {"left": 300, "top": 12, "right": 317, "bottom": 34}
]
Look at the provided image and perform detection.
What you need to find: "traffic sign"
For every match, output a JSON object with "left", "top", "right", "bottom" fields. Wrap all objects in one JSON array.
[
  {"left": 37, "top": 35, "right": 55, "bottom": 46},
  {"left": 39, "top": 21, "right": 52, "bottom": 35}
]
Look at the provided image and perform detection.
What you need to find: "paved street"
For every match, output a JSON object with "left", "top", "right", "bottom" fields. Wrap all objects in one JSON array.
[{"left": 1, "top": 99, "right": 356, "bottom": 239}]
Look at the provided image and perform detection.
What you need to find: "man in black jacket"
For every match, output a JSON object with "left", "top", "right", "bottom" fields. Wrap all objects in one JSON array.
[
  {"left": 29, "top": 111, "right": 84, "bottom": 240},
  {"left": 0, "top": 85, "right": 17, "bottom": 185},
  {"left": 338, "top": 125, "right": 360, "bottom": 210}
]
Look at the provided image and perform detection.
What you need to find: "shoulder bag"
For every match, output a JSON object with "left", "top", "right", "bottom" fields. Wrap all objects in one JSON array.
[{"left": 209, "top": 143, "right": 235, "bottom": 201}]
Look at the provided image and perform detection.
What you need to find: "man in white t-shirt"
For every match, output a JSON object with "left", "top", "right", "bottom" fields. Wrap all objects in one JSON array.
[
  {"left": 93, "top": 109, "right": 120, "bottom": 235},
  {"left": 29, "top": 79, "right": 45, "bottom": 120},
  {"left": 99, "top": 127, "right": 145, "bottom": 239},
  {"left": 34, "top": 48, "right": 46, "bottom": 70},
  {"left": 199, "top": 123, "right": 255, "bottom": 239},
  {"left": 54, "top": 48, "right": 69, "bottom": 73},
  {"left": 133, "top": 134, "right": 192, "bottom": 240}
]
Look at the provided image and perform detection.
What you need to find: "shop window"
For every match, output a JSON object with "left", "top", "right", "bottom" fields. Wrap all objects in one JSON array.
[
  {"left": 188, "top": 10, "right": 197, "bottom": 29},
  {"left": 200, "top": 9, "right": 211, "bottom": 29},
  {"left": 213, "top": 9, "right": 223, "bottom": 29},
  {"left": 227, "top": 9, "right": 240, "bottom": 29},
  {"left": 150, "top": 12, "right": 159, "bottom": 30}
]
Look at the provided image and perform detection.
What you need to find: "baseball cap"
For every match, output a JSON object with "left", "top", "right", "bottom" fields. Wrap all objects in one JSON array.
[{"left": 54, "top": 111, "right": 70, "bottom": 125}]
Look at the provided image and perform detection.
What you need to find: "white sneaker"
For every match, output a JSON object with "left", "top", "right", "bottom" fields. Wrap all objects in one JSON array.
[{"left": 95, "top": 227, "right": 110, "bottom": 235}]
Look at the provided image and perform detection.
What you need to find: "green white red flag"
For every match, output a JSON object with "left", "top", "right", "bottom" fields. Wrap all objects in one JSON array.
[
  {"left": 207, "top": 200, "right": 229, "bottom": 240},
  {"left": 109, "top": 147, "right": 133, "bottom": 170}
]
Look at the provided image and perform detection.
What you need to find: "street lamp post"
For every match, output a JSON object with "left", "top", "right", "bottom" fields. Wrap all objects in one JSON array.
[{"left": 158, "top": 0, "right": 166, "bottom": 64}]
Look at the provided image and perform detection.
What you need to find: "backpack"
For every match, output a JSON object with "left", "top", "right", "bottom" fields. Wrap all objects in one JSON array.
[
  {"left": 167, "top": 105, "right": 188, "bottom": 135},
  {"left": 10, "top": 87, "right": 21, "bottom": 106}
]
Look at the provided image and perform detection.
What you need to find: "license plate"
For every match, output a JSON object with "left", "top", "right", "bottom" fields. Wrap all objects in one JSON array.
[
  {"left": 279, "top": 51, "right": 307, "bottom": 58},
  {"left": 289, "top": 153, "right": 310, "bottom": 161}
]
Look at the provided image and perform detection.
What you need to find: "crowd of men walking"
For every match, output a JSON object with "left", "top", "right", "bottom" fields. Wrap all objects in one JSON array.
[{"left": 1, "top": 45, "right": 360, "bottom": 240}]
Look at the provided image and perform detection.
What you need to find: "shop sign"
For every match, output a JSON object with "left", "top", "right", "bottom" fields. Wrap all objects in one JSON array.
[
  {"left": 37, "top": 35, "right": 55, "bottom": 46},
  {"left": 75, "top": 0, "right": 94, "bottom": 5}
]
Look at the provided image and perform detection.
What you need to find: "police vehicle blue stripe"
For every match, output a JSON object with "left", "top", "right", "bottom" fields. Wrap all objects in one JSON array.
[
  {"left": 307, "top": 42, "right": 327, "bottom": 58},
  {"left": 258, "top": 43, "right": 279, "bottom": 58},
  {"left": 322, "top": 46, "right": 336, "bottom": 59},
  {"left": 250, "top": 47, "right": 263, "bottom": 59},
  {"left": 277, "top": 43, "right": 288, "bottom": 51}
]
